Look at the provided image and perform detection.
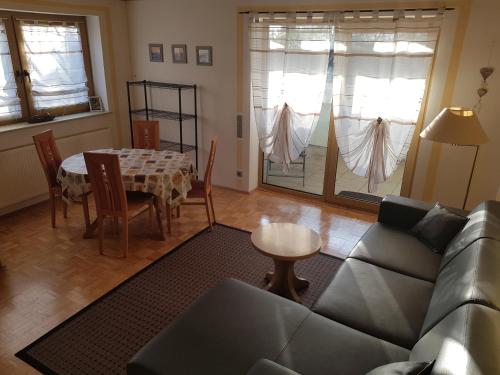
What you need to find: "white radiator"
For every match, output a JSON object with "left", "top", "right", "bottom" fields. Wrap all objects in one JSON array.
[{"left": 0, "top": 128, "right": 112, "bottom": 215}]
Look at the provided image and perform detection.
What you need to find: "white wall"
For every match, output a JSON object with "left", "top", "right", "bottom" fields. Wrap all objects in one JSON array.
[
  {"left": 430, "top": 0, "right": 500, "bottom": 209},
  {"left": 126, "top": 0, "right": 239, "bottom": 188}
]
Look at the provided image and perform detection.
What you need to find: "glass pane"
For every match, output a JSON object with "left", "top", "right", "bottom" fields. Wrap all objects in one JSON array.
[
  {"left": 21, "top": 22, "right": 88, "bottom": 109},
  {"left": 259, "top": 23, "right": 333, "bottom": 196},
  {"left": 262, "top": 102, "right": 329, "bottom": 195},
  {"left": 0, "top": 21, "right": 22, "bottom": 120},
  {"left": 331, "top": 26, "right": 437, "bottom": 204},
  {"left": 334, "top": 154, "right": 405, "bottom": 203}
]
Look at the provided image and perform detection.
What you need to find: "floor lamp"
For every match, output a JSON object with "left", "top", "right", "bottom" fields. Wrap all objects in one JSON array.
[{"left": 420, "top": 107, "right": 489, "bottom": 210}]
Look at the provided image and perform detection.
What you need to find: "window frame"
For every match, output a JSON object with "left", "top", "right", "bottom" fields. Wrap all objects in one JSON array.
[{"left": 0, "top": 11, "right": 94, "bottom": 126}]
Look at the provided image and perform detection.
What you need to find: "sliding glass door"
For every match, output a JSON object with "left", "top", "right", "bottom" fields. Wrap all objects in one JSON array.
[{"left": 253, "top": 9, "right": 442, "bottom": 208}]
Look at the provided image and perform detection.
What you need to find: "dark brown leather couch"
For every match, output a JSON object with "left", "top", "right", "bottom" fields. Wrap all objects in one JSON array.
[{"left": 127, "top": 196, "right": 500, "bottom": 375}]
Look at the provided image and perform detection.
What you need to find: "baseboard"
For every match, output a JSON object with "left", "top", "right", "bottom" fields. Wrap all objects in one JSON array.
[
  {"left": 0, "top": 193, "right": 49, "bottom": 216},
  {"left": 213, "top": 184, "right": 252, "bottom": 194}
]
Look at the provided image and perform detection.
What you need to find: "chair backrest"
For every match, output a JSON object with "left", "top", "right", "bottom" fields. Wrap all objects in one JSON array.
[
  {"left": 204, "top": 138, "right": 218, "bottom": 193},
  {"left": 132, "top": 120, "right": 160, "bottom": 150},
  {"left": 83, "top": 152, "right": 127, "bottom": 217},
  {"left": 33, "top": 130, "right": 62, "bottom": 189}
]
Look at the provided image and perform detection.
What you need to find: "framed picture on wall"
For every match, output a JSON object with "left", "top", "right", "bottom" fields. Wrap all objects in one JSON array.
[
  {"left": 171, "top": 44, "right": 187, "bottom": 64},
  {"left": 88, "top": 96, "right": 103, "bottom": 112},
  {"left": 149, "top": 43, "right": 164, "bottom": 62},
  {"left": 196, "top": 46, "right": 213, "bottom": 66}
]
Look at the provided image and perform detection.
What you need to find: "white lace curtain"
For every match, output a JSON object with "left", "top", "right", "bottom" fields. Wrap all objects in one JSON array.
[
  {"left": 21, "top": 21, "right": 89, "bottom": 110},
  {"left": 249, "top": 16, "right": 334, "bottom": 168},
  {"left": 332, "top": 12, "right": 442, "bottom": 192}
]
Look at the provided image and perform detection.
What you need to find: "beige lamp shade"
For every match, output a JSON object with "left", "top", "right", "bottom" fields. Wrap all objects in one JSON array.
[{"left": 420, "top": 107, "right": 489, "bottom": 145}]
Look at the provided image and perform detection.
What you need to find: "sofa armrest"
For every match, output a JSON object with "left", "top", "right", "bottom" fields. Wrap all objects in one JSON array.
[
  {"left": 247, "top": 359, "right": 300, "bottom": 375},
  {"left": 378, "top": 195, "right": 434, "bottom": 230}
]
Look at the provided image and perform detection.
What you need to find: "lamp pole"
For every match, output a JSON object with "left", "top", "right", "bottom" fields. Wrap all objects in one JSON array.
[{"left": 462, "top": 145, "right": 480, "bottom": 210}]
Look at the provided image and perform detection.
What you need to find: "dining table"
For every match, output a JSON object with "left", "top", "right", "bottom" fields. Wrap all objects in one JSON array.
[{"left": 57, "top": 148, "right": 195, "bottom": 238}]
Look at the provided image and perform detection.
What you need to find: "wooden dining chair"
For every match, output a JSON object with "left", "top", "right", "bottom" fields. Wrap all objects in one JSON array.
[
  {"left": 83, "top": 152, "right": 164, "bottom": 257},
  {"left": 132, "top": 120, "right": 161, "bottom": 150},
  {"left": 33, "top": 130, "right": 67, "bottom": 228},
  {"left": 178, "top": 138, "right": 218, "bottom": 230}
]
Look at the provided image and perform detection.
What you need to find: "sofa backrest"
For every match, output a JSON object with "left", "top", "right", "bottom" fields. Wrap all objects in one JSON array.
[
  {"left": 419, "top": 238, "right": 500, "bottom": 336},
  {"left": 410, "top": 304, "right": 500, "bottom": 375},
  {"left": 440, "top": 200, "right": 500, "bottom": 271},
  {"left": 411, "top": 200, "right": 500, "bottom": 374}
]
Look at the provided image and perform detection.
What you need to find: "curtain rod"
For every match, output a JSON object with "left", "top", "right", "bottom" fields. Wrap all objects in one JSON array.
[{"left": 239, "top": 7, "right": 455, "bottom": 14}]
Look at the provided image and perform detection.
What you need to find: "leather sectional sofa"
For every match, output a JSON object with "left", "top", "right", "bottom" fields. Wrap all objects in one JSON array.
[{"left": 128, "top": 196, "right": 500, "bottom": 375}]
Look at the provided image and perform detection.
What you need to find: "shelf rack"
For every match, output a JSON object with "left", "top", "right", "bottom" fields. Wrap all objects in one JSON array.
[{"left": 126, "top": 80, "right": 198, "bottom": 170}]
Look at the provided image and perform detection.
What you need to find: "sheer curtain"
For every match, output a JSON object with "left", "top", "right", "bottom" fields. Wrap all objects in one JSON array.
[
  {"left": 21, "top": 21, "right": 89, "bottom": 110},
  {"left": 332, "top": 11, "right": 442, "bottom": 192},
  {"left": 249, "top": 15, "right": 334, "bottom": 169},
  {"left": 0, "top": 20, "right": 21, "bottom": 120}
]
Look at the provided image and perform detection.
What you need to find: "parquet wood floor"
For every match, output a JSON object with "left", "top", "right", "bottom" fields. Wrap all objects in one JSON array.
[{"left": 0, "top": 187, "right": 375, "bottom": 374}]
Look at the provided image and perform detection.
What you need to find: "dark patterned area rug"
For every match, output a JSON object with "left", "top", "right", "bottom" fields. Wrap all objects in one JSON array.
[{"left": 16, "top": 224, "right": 342, "bottom": 374}]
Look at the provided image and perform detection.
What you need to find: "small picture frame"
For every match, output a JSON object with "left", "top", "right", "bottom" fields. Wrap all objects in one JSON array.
[
  {"left": 88, "top": 96, "right": 103, "bottom": 112},
  {"left": 171, "top": 44, "right": 187, "bottom": 64},
  {"left": 196, "top": 46, "right": 213, "bottom": 66},
  {"left": 149, "top": 43, "right": 164, "bottom": 63}
]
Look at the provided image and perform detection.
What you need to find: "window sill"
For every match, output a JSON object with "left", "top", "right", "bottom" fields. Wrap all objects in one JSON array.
[{"left": 0, "top": 111, "right": 111, "bottom": 135}]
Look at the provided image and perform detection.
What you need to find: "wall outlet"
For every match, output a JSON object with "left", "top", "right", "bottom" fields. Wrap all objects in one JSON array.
[{"left": 236, "top": 170, "right": 243, "bottom": 178}]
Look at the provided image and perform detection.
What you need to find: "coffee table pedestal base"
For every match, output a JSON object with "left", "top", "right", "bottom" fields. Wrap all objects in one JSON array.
[{"left": 265, "top": 259, "right": 309, "bottom": 303}]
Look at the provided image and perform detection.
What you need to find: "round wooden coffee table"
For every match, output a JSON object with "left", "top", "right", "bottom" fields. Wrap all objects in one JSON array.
[{"left": 251, "top": 223, "right": 322, "bottom": 303}]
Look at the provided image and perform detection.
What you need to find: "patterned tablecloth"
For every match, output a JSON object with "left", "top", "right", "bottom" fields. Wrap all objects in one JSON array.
[{"left": 57, "top": 149, "right": 195, "bottom": 206}]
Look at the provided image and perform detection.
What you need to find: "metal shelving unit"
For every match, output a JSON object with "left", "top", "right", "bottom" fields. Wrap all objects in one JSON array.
[{"left": 126, "top": 80, "right": 198, "bottom": 169}]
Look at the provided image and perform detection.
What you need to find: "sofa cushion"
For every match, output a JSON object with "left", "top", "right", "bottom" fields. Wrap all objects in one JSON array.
[
  {"left": 127, "top": 279, "right": 310, "bottom": 375},
  {"left": 411, "top": 304, "right": 500, "bottom": 375},
  {"left": 365, "top": 361, "right": 433, "bottom": 375},
  {"left": 378, "top": 195, "right": 434, "bottom": 230},
  {"left": 349, "top": 223, "right": 441, "bottom": 282},
  {"left": 247, "top": 359, "right": 300, "bottom": 375},
  {"left": 410, "top": 203, "right": 468, "bottom": 253},
  {"left": 276, "top": 312, "right": 409, "bottom": 375},
  {"left": 419, "top": 238, "right": 500, "bottom": 337},
  {"left": 312, "top": 258, "right": 434, "bottom": 348},
  {"left": 440, "top": 200, "right": 500, "bottom": 270}
]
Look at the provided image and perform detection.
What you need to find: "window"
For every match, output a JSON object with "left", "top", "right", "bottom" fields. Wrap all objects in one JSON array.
[{"left": 0, "top": 11, "right": 93, "bottom": 125}]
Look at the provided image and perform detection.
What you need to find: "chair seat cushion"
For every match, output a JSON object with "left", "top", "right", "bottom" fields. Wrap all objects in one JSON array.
[
  {"left": 349, "top": 223, "right": 442, "bottom": 282},
  {"left": 125, "top": 191, "right": 152, "bottom": 217},
  {"left": 312, "top": 258, "right": 434, "bottom": 348}
]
